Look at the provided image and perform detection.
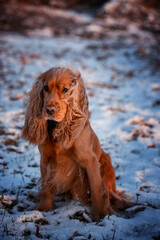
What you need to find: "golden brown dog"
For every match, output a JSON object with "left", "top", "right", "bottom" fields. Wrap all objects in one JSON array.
[{"left": 23, "top": 67, "right": 128, "bottom": 220}]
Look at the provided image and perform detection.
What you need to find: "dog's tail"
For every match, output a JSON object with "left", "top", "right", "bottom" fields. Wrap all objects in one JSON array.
[
  {"left": 100, "top": 151, "right": 134, "bottom": 212},
  {"left": 110, "top": 189, "right": 135, "bottom": 212}
]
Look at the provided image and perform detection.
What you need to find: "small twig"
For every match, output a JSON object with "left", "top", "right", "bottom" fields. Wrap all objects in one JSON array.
[
  {"left": 101, "top": 232, "right": 105, "bottom": 240},
  {"left": 1, "top": 209, "right": 6, "bottom": 222},
  {"left": 36, "top": 225, "right": 43, "bottom": 238},
  {"left": 112, "top": 228, "right": 116, "bottom": 240},
  {"left": 16, "top": 187, "right": 21, "bottom": 202}
]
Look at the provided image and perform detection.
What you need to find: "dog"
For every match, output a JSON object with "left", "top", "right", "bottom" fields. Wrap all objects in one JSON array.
[{"left": 22, "top": 67, "right": 129, "bottom": 220}]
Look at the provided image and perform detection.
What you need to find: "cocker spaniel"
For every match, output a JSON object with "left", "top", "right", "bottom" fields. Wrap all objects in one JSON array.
[{"left": 23, "top": 67, "right": 129, "bottom": 220}]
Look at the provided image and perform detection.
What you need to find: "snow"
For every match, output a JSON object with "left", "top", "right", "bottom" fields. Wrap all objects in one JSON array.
[{"left": 0, "top": 31, "right": 160, "bottom": 239}]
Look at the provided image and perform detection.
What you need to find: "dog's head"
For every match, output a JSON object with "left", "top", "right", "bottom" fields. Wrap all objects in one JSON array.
[
  {"left": 41, "top": 68, "right": 77, "bottom": 122},
  {"left": 22, "top": 67, "right": 89, "bottom": 147}
]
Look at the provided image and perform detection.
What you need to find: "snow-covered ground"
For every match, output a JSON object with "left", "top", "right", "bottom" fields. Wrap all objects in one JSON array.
[{"left": 0, "top": 32, "right": 160, "bottom": 239}]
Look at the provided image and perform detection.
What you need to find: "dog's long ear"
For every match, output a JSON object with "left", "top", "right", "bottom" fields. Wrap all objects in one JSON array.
[
  {"left": 54, "top": 69, "right": 89, "bottom": 149},
  {"left": 75, "top": 71, "right": 89, "bottom": 118},
  {"left": 22, "top": 73, "right": 47, "bottom": 145}
]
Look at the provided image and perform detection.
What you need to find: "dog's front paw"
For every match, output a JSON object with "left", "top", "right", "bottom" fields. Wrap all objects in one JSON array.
[
  {"left": 37, "top": 200, "right": 53, "bottom": 212},
  {"left": 37, "top": 192, "right": 53, "bottom": 211},
  {"left": 92, "top": 205, "right": 115, "bottom": 222}
]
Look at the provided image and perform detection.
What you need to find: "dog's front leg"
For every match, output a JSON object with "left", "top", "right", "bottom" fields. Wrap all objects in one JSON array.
[
  {"left": 74, "top": 124, "right": 113, "bottom": 220},
  {"left": 38, "top": 148, "right": 53, "bottom": 211},
  {"left": 84, "top": 155, "right": 113, "bottom": 220}
]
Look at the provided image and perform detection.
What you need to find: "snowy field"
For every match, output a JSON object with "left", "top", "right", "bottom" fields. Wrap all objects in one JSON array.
[{"left": 0, "top": 31, "right": 160, "bottom": 239}]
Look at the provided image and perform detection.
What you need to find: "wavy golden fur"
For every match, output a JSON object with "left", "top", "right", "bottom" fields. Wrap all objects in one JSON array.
[{"left": 23, "top": 67, "right": 129, "bottom": 221}]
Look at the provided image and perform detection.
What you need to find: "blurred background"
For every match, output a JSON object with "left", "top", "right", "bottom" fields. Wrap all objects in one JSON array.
[
  {"left": 0, "top": 0, "right": 160, "bottom": 41},
  {"left": 0, "top": 1, "right": 160, "bottom": 239}
]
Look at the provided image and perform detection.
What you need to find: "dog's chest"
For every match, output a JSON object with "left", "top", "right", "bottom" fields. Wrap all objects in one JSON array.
[
  {"left": 55, "top": 151, "right": 78, "bottom": 178},
  {"left": 48, "top": 148, "right": 79, "bottom": 191}
]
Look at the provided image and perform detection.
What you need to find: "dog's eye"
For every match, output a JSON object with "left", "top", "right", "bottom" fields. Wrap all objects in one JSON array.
[
  {"left": 63, "top": 88, "right": 69, "bottom": 93},
  {"left": 44, "top": 85, "right": 49, "bottom": 92}
]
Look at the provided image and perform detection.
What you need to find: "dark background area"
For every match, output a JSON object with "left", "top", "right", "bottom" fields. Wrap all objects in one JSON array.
[
  {"left": 0, "top": 1, "right": 160, "bottom": 239},
  {"left": 0, "top": 0, "right": 160, "bottom": 39}
]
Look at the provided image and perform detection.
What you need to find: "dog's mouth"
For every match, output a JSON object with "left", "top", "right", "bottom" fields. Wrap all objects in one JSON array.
[
  {"left": 43, "top": 111, "right": 65, "bottom": 123},
  {"left": 43, "top": 114, "right": 59, "bottom": 122},
  {"left": 47, "top": 120, "right": 58, "bottom": 129}
]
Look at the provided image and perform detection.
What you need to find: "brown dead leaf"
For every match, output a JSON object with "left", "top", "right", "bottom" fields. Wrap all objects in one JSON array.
[
  {"left": 68, "top": 231, "right": 79, "bottom": 240},
  {"left": 20, "top": 55, "right": 31, "bottom": 65},
  {"left": 10, "top": 93, "right": 26, "bottom": 101},
  {"left": 139, "top": 185, "right": 150, "bottom": 193},
  {"left": 3, "top": 138, "right": 18, "bottom": 146},
  {"left": 35, "top": 218, "right": 49, "bottom": 225},
  {"left": 152, "top": 84, "right": 160, "bottom": 91},
  {"left": 30, "top": 53, "right": 41, "bottom": 59},
  {"left": 107, "top": 106, "right": 125, "bottom": 113},
  {"left": 147, "top": 144, "right": 156, "bottom": 148},
  {"left": 88, "top": 92, "right": 94, "bottom": 97}
]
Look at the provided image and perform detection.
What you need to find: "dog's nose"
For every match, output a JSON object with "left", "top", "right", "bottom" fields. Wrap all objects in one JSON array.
[{"left": 45, "top": 105, "right": 56, "bottom": 115}]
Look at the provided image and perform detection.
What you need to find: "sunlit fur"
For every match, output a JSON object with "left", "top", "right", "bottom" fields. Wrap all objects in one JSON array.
[{"left": 22, "top": 67, "right": 130, "bottom": 221}]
